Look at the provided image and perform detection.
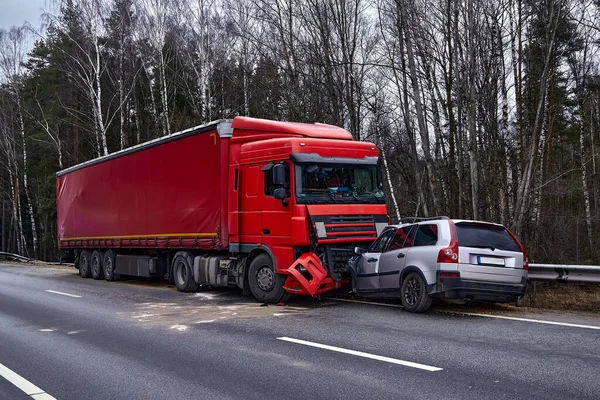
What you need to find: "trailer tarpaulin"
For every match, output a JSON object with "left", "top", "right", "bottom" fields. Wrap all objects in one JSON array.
[{"left": 57, "top": 126, "right": 225, "bottom": 250}]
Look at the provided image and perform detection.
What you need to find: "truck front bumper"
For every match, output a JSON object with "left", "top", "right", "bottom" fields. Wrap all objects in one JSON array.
[{"left": 283, "top": 252, "right": 349, "bottom": 296}]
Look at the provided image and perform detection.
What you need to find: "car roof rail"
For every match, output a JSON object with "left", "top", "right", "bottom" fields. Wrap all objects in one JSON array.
[{"left": 400, "top": 216, "right": 451, "bottom": 224}]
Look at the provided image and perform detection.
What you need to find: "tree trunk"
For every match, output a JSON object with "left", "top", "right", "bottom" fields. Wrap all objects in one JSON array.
[
  {"left": 1, "top": 194, "right": 5, "bottom": 252},
  {"left": 513, "top": 3, "right": 559, "bottom": 236},
  {"left": 159, "top": 51, "right": 171, "bottom": 136},
  {"left": 375, "top": 116, "right": 400, "bottom": 222},
  {"left": 401, "top": 1, "right": 439, "bottom": 216},
  {"left": 17, "top": 104, "right": 38, "bottom": 257},
  {"left": 94, "top": 35, "right": 108, "bottom": 155}
]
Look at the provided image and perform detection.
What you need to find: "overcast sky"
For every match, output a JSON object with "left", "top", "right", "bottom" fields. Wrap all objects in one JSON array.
[{"left": 0, "top": 0, "right": 49, "bottom": 31}]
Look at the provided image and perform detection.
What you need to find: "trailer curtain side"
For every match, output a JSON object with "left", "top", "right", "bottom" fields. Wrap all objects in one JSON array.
[{"left": 57, "top": 126, "right": 226, "bottom": 250}]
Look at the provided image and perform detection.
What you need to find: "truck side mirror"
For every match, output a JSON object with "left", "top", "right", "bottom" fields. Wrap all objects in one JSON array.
[
  {"left": 274, "top": 187, "right": 287, "bottom": 200},
  {"left": 273, "top": 163, "right": 286, "bottom": 186}
]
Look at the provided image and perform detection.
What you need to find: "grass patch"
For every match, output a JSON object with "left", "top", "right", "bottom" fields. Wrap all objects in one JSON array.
[{"left": 523, "top": 282, "right": 600, "bottom": 313}]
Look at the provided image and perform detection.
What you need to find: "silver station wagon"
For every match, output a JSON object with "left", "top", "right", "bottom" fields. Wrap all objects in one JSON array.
[{"left": 348, "top": 217, "right": 529, "bottom": 312}]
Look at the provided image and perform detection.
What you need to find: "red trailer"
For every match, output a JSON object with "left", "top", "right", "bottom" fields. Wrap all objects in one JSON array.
[{"left": 57, "top": 117, "right": 389, "bottom": 301}]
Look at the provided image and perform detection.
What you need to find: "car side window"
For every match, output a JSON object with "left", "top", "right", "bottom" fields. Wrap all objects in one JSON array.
[
  {"left": 413, "top": 224, "right": 439, "bottom": 246},
  {"left": 369, "top": 229, "right": 396, "bottom": 253},
  {"left": 388, "top": 225, "right": 416, "bottom": 251}
]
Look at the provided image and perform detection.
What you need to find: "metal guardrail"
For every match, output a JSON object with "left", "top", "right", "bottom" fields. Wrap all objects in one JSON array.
[{"left": 528, "top": 263, "right": 600, "bottom": 283}]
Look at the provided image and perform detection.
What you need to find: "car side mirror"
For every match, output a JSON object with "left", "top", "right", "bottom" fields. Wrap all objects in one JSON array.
[{"left": 354, "top": 247, "right": 366, "bottom": 255}]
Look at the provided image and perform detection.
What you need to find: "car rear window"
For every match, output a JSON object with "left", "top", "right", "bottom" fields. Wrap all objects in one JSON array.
[{"left": 455, "top": 222, "right": 521, "bottom": 252}]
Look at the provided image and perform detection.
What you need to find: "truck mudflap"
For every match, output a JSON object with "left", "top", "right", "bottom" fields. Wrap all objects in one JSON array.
[{"left": 283, "top": 252, "right": 349, "bottom": 296}]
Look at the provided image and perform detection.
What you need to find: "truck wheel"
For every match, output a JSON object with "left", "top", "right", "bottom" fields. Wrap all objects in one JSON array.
[
  {"left": 79, "top": 250, "right": 92, "bottom": 278},
  {"left": 91, "top": 250, "right": 105, "bottom": 280},
  {"left": 248, "top": 254, "right": 288, "bottom": 303},
  {"left": 173, "top": 252, "right": 199, "bottom": 292},
  {"left": 401, "top": 272, "right": 432, "bottom": 313},
  {"left": 103, "top": 250, "right": 119, "bottom": 281}
]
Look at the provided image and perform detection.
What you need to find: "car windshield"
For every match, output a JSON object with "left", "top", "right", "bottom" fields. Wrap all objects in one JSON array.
[{"left": 294, "top": 162, "right": 386, "bottom": 204}]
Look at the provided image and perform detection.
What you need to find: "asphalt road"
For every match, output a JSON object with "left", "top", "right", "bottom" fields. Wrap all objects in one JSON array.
[{"left": 1, "top": 262, "right": 599, "bottom": 400}]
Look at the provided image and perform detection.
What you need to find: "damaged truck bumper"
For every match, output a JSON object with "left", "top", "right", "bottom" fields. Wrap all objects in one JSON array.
[{"left": 283, "top": 252, "right": 349, "bottom": 296}]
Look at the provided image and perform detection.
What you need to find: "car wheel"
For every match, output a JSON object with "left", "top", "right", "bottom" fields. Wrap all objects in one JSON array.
[
  {"left": 173, "top": 252, "right": 199, "bottom": 292},
  {"left": 91, "top": 250, "right": 105, "bottom": 280},
  {"left": 401, "top": 272, "right": 432, "bottom": 313},
  {"left": 248, "top": 254, "right": 288, "bottom": 303},
  {"left": 79, "top": 250, "right": 92, "bottom": 278}
]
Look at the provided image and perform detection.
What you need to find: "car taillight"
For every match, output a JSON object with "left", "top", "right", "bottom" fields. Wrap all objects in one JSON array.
[
  {"left": 506, "top": 228, "right": 529, "bottom": 270},
  {"left": 438, "top": 220, "right": 459, "bottom": 263}
]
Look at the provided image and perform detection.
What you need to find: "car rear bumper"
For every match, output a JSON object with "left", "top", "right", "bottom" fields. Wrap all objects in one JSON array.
[{"left": 429, "top": 273, "right": 528, "bottom": 302}]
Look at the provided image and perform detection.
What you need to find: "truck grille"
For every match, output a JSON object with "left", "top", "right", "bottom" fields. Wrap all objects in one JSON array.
[{"left": 311, "top": 214, "right": 387, "bottom": 243}]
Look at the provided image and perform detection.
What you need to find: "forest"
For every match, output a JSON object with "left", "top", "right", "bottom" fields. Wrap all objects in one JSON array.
[{"left": 0, "top": 0, "right": 599, "bottom": 264}]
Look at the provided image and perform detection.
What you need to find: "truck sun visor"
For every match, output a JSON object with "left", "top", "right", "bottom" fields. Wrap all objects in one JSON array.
[{"left": 290, "top": 153, "right": 379, "bottom": 165}]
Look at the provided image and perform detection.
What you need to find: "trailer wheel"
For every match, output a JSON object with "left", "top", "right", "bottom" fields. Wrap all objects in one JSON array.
[
  {"left": 103, "top": 250, "right": 119, "bottom": 281},
  {"left": 173, "top": 252, "right": 199, "bottom": 292},
  {"left": 79, "top": 250, "right": 92, "bottom": 278},
  {"left": 248, "top": 254, "right": 287, "bottom": 303},
  {"left": 91, "top": 250, "right": 105, "bottom": 280}
]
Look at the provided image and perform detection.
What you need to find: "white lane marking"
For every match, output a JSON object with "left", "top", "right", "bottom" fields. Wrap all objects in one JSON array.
[
  {"left": 456, "top": 312, "right": 600, "bottom": 330},
  {"left": 328, "top": 298, "right": 600, "bottom": 330},
  {"left": 31, "top": 393, "right": 56, "bottom": 400},
  {"left": 45, "top": 290, "right": 81, "bottom": 298},
  {"left": 37, "top": 329, "right": 55, "bottom": 332},
  {"left": 169, "top": 325, "right": 188, "bottom": 331},
  {"left": 195, "top": 320, "right": 215, "bottom": 324},
  {"left": 0, "top": 362, "right": 57, "bottom": 400},
  {"left": 277, "top": 337, "right": 442, "bottom": 372}
]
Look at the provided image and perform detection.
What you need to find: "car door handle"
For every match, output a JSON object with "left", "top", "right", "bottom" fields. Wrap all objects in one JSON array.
[
  {"left": 367, "top": 258, "right": 377, "bottom": 263},
  {"left": 397, "top": 253, "right": 405, "bottom": 258}
]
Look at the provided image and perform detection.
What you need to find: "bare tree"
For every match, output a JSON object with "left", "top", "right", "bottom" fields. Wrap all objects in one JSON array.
[
  {"left": 0, "top": 27, "right": 39, "bottom": 256},
  {"left": 137, "top": 0, "right": 175, "bottom": 135}
]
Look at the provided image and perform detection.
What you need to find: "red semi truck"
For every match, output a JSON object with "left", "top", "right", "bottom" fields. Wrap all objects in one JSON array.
[{"left": 57, "top": 117, "right": 389, "bottom": 301}]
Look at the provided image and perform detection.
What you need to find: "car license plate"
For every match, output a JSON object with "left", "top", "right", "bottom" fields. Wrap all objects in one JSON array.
[{"left": 477, "top": 256, "right": 505, "bottom": 266}]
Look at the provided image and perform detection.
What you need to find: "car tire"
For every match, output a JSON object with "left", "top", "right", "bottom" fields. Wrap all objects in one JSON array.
[
  {"left": 401, "top": 272, "right": 432, "bottom": 313},
  {"left": 103, "top": 250, "right": 119, "bottom": 281},
  {"left": 91, "top": 250, "right": 105, "bottom": 280},
  {"left": 248, "top": 254, "right": 288, "bottom": 303},
  {"left": 79, "top": 250, "right": 92, "bottom": 278},
  {"left": 173, "top": 252, "right": 199, "bottom": 292}
]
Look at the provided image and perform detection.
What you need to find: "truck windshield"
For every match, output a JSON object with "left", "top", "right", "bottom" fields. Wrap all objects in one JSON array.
[{"left": 294, "top": 163, "right": 386, "bottom": 204}]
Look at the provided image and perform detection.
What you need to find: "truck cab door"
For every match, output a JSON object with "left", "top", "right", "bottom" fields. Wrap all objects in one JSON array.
[
  {"left": 260, "top": 161, "right": 292, "bottom": 240},
  {"left": 355, "top": 228, "right": 396, "bottom": 292}
]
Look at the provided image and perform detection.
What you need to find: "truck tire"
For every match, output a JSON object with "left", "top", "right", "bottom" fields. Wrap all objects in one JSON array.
[
  {"left": 79, "top": 250, "right": 92, "bottom": 278},
  {"left": 173, "top": 252, "right": 199, "bottom": 292},
  {"left": 103, "top": 250, "right": 119, "bottom": 281},
  {"left": 401, "top": 272, "right": 432, "bottom": 313},
  {"left": 248, "top": 254, "right": 288, "bottom": 303},
  {"left": 91, "top": 250, "right": 105, "bottom": 280}
]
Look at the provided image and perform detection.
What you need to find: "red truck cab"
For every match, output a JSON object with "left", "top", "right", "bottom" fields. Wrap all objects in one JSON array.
[{"left": 57, "top": 117, "right": 388, "bottom": 301}]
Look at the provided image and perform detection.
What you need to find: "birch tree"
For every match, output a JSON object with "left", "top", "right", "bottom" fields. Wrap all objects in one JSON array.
[{"left": 0, "top": 27, "right": 39, "bottom": 256}]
